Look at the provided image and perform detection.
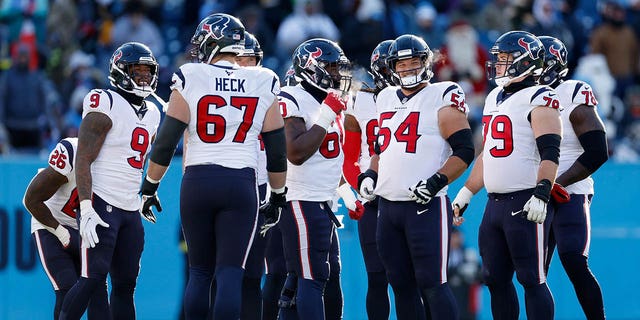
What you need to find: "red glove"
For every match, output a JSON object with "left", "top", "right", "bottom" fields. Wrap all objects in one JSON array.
[
  {"left": 551, "top": 183, "right": 570, "bottom": 204},
  {"left": 322, "top": 92, "right": 347, "bottom": 114},
  {"left": 348, "top": 200, "right": 365, "bottom": 220}
]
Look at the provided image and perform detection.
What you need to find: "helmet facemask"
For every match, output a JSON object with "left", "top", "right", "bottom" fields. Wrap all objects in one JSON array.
[
  {"left": 390, "top": 55, "right": 433, "bottom": 89},
  {"left": 300, "top": 57, "right": 352, "bottom": 95}
]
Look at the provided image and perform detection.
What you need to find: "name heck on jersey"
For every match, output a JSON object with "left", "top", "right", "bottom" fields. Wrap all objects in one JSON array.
[{"left": 214, "top": 77, "right": 246, "bottom": 92}]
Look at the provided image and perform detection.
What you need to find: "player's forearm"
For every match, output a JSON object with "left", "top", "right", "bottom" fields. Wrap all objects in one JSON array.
[
  {"left": 25, "top": 202, "right": 60, "bottom": 229},
  {"left": 76, "top": 113, "right": 111, "bottom": 201},
  {"left": 537, "top": 160, "right": 558, "bottom": 184},
  {"left": 267, "top": 172, "right": 286, "bottom": 190},
  {"left": 438, "top": 156, "right": 469, "bottom": 184},
  {"left": 555, "top": 161, "right": 590, "bottom": 187},
  {"left": 147, "top": 161, "right": 169, "bottom": 182},
  {"left": 464, "top": 152, "right": 484, "bottom": 194}
]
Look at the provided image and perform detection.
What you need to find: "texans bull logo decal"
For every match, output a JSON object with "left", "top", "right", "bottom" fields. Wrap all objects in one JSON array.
[
  {"left": 549, "top": 46, "right": 565, "bottom": 64},
  {"left": 518, "top": 37, "right": 540, "bottom": 59},
  {"left": 302, "top": 47, "right": 323, "bottom": 69}
]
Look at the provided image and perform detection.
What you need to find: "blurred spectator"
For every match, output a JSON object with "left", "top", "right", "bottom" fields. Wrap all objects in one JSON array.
[
  {"left": 0, "top": 0, "right": 48, "bottom": 48},
  {"left": 415, "top": 1, "right": 447, "bottom": 50},
  {"left": 477, "top": 0, "right": 515, "bottom": 44},
  {"left": 435, "top": 21, "right": 488, "bottom": 113},
  {"left": 0, "top": 43, "right": 60, "bottom": 153},
  {"left": 46, "top": 0, "right": 79, "bottom": 86},
  {"left": 384, "top": 0, "right": 419, "bottom": 38},
  {"left": 449, "top": 0, "right": 483, "bottom": 28},
  {"left": 448, "top": 228, "right": 481, "bottom": 320},
  {"left": 524, "top": 0, "right": 574, "bottom": 58},
  {"left": 111, "top": 0, "right": 164, "bottom": 57},
  {"left": 340, "top": 0, "right": 385, "bottom": 67},
  {"left": 590, "top": 0, "right": 639, "bottom": 133},
  {"left": 275, "top": 0, "right": 340, "bottom": 66},
  {"left": 237, "top": 5, "right": 277, "bottom": 68}
]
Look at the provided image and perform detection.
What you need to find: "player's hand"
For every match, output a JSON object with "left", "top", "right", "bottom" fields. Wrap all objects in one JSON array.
[
  {"left": 452, "top": 186, "right": 473, "bottom": 226},
  {"left": 522, "top": 179, "right": 551, "bottom": 224},
  {"left": 409, "top": 173, "right": 448, "bottom": 205},
  {"left": 523, "top": 195, "right": 547, "bottom": 224},
  {"left": 349, "top": 201, "right": 365, "bottom": 220},
  {"left": 322, "top": 92, "right": 347, "bottom": 115},
  {"left": 260, "top": 187, "right": 287, "bottom": 237},
  {"left": 336, "top": 183, "right": 365, "bottom": 220},
  {"left": 550, "top": 183, "right": 570, "bottom": 204},
  {"left": 139, "top": 176, "right": 162, "bottom": 223},
  {"left": 79, "top": 200, "right": 109, "bottom": 248},
  {"left": 357, "top": 169, "right": 377, "bottom": 201},
  {"left": 44, "top": 224, "right": 71, "bottom": 248}
]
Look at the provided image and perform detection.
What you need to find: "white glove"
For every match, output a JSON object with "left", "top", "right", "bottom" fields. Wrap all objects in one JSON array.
[
  {"left": 44, "top": 224, "right": 71, "bottom": 248},
  {"left": 79, "top": 200, "right": 110, "bottom": 248},
  {"left": 336, "top": 184, "right": 357, "bottom": 211},
  {"left": 523, "top": 195, "right": 547, "bottom": 224},
  {"left": 452, "top": 186, "right": 473, "bottom": 215},
  {"left": 359, "top": 177, "right": 376, "bottom": 201}
]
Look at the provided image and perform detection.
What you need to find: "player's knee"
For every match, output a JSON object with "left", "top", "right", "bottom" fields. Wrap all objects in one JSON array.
[
  {"left": 515, "top": 269, "right": 544, "bottom": 288},
  {"left": 482, "top": 267, "right": 512, "bottom": 287},
  {"left": 559, "top": 252, "right": 589, "bottom": 277},
  {"left": 111, "top": 278, "right": 136, "bottom": 296},
  {"left": 415, "top": 270, "right": 441, "bottom": 289}
]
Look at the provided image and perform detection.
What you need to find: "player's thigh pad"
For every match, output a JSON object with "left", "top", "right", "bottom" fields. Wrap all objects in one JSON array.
[{"left": 279, "top": 200, "right": 333, "bottom": 281}]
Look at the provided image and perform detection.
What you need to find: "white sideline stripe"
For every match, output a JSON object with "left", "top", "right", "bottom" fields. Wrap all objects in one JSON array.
[
  {"left": 440, "top": 197, "right": 448, "bottom": 284},
  {"left": 537, "top": 223, "right": 545, "bottom": 284},
  {"left": 291, "top": 201, "right": 313, "bottom": 280},
  {"left": 242, "top": 200, "right": 260, "bottom": 269},
  {"left": 583, "top": 196, "right": 591, "bottom": 257},
  {"left": 35, "top": 231, "right": 59, "bottom": 290},
  {"left": 81, "top": 245, "right": 88, "bottom": 278}
]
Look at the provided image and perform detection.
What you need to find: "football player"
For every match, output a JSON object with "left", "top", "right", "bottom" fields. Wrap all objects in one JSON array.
[
  {"left": 140, "top": 14, "right": 287, "bottom": 319},
  {"left": 24, "top": 137, "right": 109, "bottom": 320},
  {"left": 340, "top": 40, "right": 392, "bottom": 319},
  {"left": 59, "top": 42, "right": 162, "bottom": 320},
  {"left": 276, "top": 38, "right": 351, "bottom": 320},
  {"left": 539, "top": 35, "right": 608, "bottom": 319},
  {"left": 236, "top": 31, "right": 268, "bottom": 320},
  {"left": 357, "top": 34, "right": 474, "bottom": 319},
  {"left": 451, "top": 31, "right": 561, "bottom": 319}
]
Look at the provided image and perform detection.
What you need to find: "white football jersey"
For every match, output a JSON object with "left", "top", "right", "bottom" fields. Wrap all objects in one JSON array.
[
  {"left": 279, "top": 85, "right": 344, "bottom": 202},
  {"left": 375, "top": 82, "right": 469, "bottom": 201},
  {"left": 30, "top": 138, "right": 80, "bottom": 233},
  {"left": 347, "top": 90, "right": 379, "bottom": 170},
  {"left": 556, "top": 80, "right": 598, "bottom": 194},
  {"left": 482, "top": 85, "right": 560, "bottom": 193},
  {"left": 172, "top": 61, "right": 280, "bottom": 171},
  {"left": 83, "top": 89, "right": 161, "bottom": 211}
]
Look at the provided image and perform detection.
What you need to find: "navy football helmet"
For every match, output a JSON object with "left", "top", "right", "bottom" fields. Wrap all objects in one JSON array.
[
  {"left": 191, "top": 13, "right": 245, "bottom": 64},
  {"left": 283, "top": 64, "right": 299, "bottom": 86},
  {"left": 292, "top": 38, "right": 352, "bottom": 94},
  {"left": 109, "top": 42, "right": 158, "bottom": 98},
  {"left": 370, "top": 40, "right": 394, "bottom": 90},
  {"left": 386, "top": 35, "right": 434, "bottom": 88},
  {"left": 486, "top": 31, "right": 544, "bottom": 87},
  {"left": 538, "top": 36, "right": 569, "bottom": 86},
  {"left": 238, "top": 31, "right": 263, "bottom": 66}
]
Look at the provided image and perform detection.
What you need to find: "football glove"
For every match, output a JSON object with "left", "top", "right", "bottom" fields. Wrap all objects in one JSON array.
[
  {"left": 408, "top": 172, "right": 449, "bottom": 205},
  {"left": 357, "top": 169, "right": 378, "bottom": 201},
  {"left": 550, "top": 182, "right": 570, "bottom": 204},
  {"left": 140, "top": 176, "right": 162, "bottom": 223},
  {"left": 523, "top": 179, "right": 551, "bottom": 224},
  {"left": 336, "top": 183, "right": 365, "bottom": 220},
  {"left": 44, "top": 224, "right": 71, "bottom": 248},
  {"left": 452, "top": 186, "right": 474, "bottom": 226},
  {"left": 79, "top": 200, "right": 109, "bottom": 248},
  {"left": 316, "top": 92, "right": 347, "bottom": 130},
  {"left": 260, "top": 187, "right": 287, "bottom": 237}
]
